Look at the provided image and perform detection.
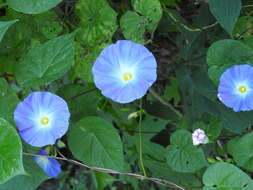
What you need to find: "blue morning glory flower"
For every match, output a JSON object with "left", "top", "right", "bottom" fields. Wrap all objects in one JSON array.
[
  {"left": 218, "top": 64, "right": 253, "bottom": 112},
  {"left": 14, "top": 92, "right": 70, "bottom": 147},
  {"left": 92, "top": 40, "right": 157, "bottom": 103},
  {"left": 33, "top": 150, "right": 61, "bottom": 178}
]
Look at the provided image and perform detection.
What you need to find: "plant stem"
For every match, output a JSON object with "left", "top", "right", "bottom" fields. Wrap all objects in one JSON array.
[
  {"left": 23, "top": 152, "right": 186, "bottom": 190},
  {"left": 243, "top": 4, "right": 253, "bottom": 8},
  {"left": 69, "top": 87, "right": 97, "bottom": 100},
  {"left": 138, "top": 99, "right": 147, "bottom": 177},
  {"left": 164, "top": 9, "right": 218, "bottom": 32},
  {"left": 149, "top": 87, "right": 183, "bottom": 118}
]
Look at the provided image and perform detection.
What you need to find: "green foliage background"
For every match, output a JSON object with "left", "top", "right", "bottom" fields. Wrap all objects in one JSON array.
[{"left": 1, "top": 0, "right": 253, "bottom": 189}]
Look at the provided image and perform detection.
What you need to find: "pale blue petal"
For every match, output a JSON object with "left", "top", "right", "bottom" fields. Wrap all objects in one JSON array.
[
  {"left": 92, "top": 40, "right": 157, "bottom": 103},
  {"left": 218, "top": 64, "right": 253, "bottom": 112},
  {"left": 20, "top": 128, "right": 56, "bottom": 147},
  {"left": 14, "top": 92, "right": 70, "bottom": 147},
  {"left": 43, "top": 159, "right": 61, "bottom": 178},
  {"left": 33, "top": 150, "right": 61, "bottom": 178}
]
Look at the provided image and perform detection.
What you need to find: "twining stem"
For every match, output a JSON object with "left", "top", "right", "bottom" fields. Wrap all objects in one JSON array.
[
  {"left": 216, "top": 140, "right": 228, "bottom": 159},
  {"left": 235, "top": 25, "right": 253, "bottom": 40},
  {"left": 138, "top": 99, "right": 147, "bottom": 177},
  {"left": 149, "top": 87, "right": 183, "bottom": 118},
  {"left": 164, "top": 9, "right": 218, "bottom": 32},
  {"left": 243, "top": 4, "right": 253, "bottom": 8},
  {"left": 69, "top": 87, "right": 97, "bottom": 100},
  {"left": 23, "top": 152, "right": 186, "bottom": 190}
]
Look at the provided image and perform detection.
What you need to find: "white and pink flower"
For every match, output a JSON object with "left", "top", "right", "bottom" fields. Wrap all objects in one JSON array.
[{"left": 192, "top": 129, "right": 209, "bottom": 146}]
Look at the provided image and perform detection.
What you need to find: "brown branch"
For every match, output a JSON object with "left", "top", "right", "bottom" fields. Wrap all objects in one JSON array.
[
  {"left": 23, "top": 152, "right": 186, "bottom": 190},
  {"left": 0, "top": 73, "right": 15, "bottom": 78}
]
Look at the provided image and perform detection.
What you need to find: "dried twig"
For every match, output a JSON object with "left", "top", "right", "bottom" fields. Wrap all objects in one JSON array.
[{"left": 23, "top": 152, "right": 186, "bottom": 190}]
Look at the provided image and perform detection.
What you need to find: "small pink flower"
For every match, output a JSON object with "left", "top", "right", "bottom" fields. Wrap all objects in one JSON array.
[{"left": 192, "top": 129, "right": 209, "bottom": 146}]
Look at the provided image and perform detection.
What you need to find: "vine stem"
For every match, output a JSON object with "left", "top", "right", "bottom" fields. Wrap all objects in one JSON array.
[
  {"left": 138, "top": 99, "right": 147, "bottom": 177},
  {"left": 149, "top": 87, "right": 183, "bottom": 118},
  {"left": 164, "top": 9, "right": 218, "bottom": 32},
  {"left": 69, "top": 87, "right": 97, "bottom": 100},
  {"left": 23, "top": 152, "right": 186, "bottom": 190},
  {"left": 243, "top": 4, "right": 253, "bottom": 8}
]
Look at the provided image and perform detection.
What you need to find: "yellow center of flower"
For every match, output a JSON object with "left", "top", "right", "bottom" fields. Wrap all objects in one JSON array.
[
  {"left": 238, "top": 86, "right": 247, "bottom": 94},
  {"left": 40, "top": 117, "right": 49, "bottom": 125},
  {"left": 123, "top": 72, "right": 133, "bottom": 82}
]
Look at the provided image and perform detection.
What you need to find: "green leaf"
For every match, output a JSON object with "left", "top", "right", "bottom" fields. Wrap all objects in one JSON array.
[
  {"left": 166, "top": 130, "right": 207, "bottom": 173},
  {"left": 177, "top": 31, "right": 206, "bottom": 61},
  {"left": 73, "top": 0, "right": 117, "bottom": 82},
  {"left": 203, "top": 162, "right": 253, "bottom": 190},
  {"left": 143, "top": 100, "right": 180, "bottom": 121},
  {"left": 141, "top": 116, "right": 168, "bottom": 140},
  {"left": 75, "top": 0, "right": 117, "bottom": 46},
  {"left": 145, "top": 159, "right": 202, "bottom": 188},
  {"left": 120, "top": 0, "right": 162, "bottom": 43},
  {"left": 0, "top": 20, "right": 18, "bottom": 42},
  {"left": 176, "top": 66, "right": 219, "bottom": 122},
  {"left": 0, "top": 156, "right": 48, "bottom": 190},
  {"left": 209, "top": 0, "right": 241, "bottom": 34},
  {"left": 133, "top": 0, "right": 162, "bottom": 31},
  {"left": 192, "top": 117, "right": 222, "bottom": 140},
  {"left": 129, "top": 133, "right": 167, "bottom": 162},
  {"left": 241, "top": 36, "right": 253, "bottom": 49},
  {"left": 233, "top": 16, "right": 253, "bottom": 38},
  {"left": 33, "top": 11, "right": 63, "bottom": 40},
  {"left": 219, "top": 105, "right": 253, "bottom": 133},
  {"left": 120, "top": 11, "right": 146, "bottom": 44},
  {"left": 93, "top": 172, "right": 115, "bottom": 190},
  {"left": 191, "top": 68, "right": 217, "bottom": 101},
  {"left": 228, "top": 131, "right": 253, "bottom": 171},
  {"left": 207, "top": 39, "right": 253, "bottom": 85},
  {"left": 15, "top": 32, "right": 75, "bottom": 87},
  {"left": 0, "top": 12, "right": 41, "bottom": 72},
  {"left": 163, "top": 77, "right": 181, "bottom": 105},
  {"left": 68, "top": 117, "right": 124, "bottom": 171},
  {"left": 57, "top": 84, "right": 99, "bottom": 122},
  {"left": 0, "top": 78, "right": 19, "bottom": 123},
  {"left": 0, "top": 118, "right": 24, "bottom": 184},
  {"left": 72, "top": 43, "right": 108, "bottom": 83},
  {"left": 7, "top": 0, "right": 62, "bottom": 14},
  {"left": 143, "top": 140, "right": 167, "bottom": 162}
]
